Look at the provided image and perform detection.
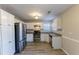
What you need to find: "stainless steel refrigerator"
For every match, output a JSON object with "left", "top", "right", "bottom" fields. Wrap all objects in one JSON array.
[{"left": 15, "top": 23, "right": 26, "bottom": 53}]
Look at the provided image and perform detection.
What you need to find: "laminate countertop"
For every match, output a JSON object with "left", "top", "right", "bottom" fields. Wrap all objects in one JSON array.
[
  {"left": 27, "top": 31, "right": 62, "bottom": 36},
  {"left": 49, "top": 31, "right": 62, "bottom": 36}
]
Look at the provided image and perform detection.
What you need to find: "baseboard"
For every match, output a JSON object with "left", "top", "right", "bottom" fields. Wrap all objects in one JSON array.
[{"left": 61, "top": 48, "right": 69, "bottom": 55}]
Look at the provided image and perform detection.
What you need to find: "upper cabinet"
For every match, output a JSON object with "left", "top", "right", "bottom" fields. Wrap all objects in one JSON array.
[
  {"left": 52, "top": 19, "right": 58, "bottom": 31},
  {"left": 0, "top": 9, "right": 15, "bottom": 55},
  {"left": 57, "top": 17, "right": 62, "bottom": 31},
  {"left": 8, "top": 13, "right": 14, "bottom": 25},
  {"left": 52, "top": 17, "right": 62, "bottom": 31},
  {"left": 0, "top": 9, "right": 14, "bottom": 26}
]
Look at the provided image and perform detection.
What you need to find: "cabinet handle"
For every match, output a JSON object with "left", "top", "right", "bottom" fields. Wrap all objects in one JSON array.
[{"left": 9, "top": 41, "right": 12, "bottom": 43}]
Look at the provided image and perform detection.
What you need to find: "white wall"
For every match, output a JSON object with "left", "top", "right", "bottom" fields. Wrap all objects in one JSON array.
[{"left": 58, "top": 5, "right": 79, "bottom": 55}]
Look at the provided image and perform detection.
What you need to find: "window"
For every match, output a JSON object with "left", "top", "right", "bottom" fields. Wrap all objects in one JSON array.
[{"left": 43, "top": 23, "right": 51, "bottom": 32}]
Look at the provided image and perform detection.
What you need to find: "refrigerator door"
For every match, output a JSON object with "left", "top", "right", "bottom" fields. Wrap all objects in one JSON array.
[
  {"left": 15, "top": 23, "right": 20, "bottom": 53},
  {"left": 15, "top": 23, "right": 26, "bottom": 53},
  {"left": 15, "top": 23, "right": 24, "bottom": 53}
]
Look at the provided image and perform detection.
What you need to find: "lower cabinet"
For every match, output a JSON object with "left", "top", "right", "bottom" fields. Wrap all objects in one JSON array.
[
  {"left": 41, "top": 33, "right": 49, "bottom": 43},
  {"left": 27, "top": 34, "right": 33, "bottom": 42},
  {"left": 0, "top": 9, "right": 15, "bottom": 55},
  {"left": 52, "top": 34, "right": 61, "bottom": 49},
  {"left": 0, "top": 26, "right": 1, "bottom": 54},
  {"left": 0, "top": 25, "right": 15, "bottom": 55}
]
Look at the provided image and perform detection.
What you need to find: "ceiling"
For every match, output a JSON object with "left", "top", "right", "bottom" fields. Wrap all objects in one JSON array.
[{"left": 0, "top": 4, "right": 73, "bottom": 22}]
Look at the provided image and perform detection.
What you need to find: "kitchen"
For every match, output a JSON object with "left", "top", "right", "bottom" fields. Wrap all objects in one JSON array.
[
  {"left": 0, "top": 4, "right": 74, "bottom": 55},
  {"left": 0, "top": 7, "right": 63, "bottom": 55},
  {"left": 26, "top": 17, "right": 62, "bottom": 49}
]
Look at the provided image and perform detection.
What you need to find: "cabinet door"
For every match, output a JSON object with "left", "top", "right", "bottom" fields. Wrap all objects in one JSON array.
[
  {"left": 1, "top": 25, "right": 15, "bottom": 55},
  {"left": 8, "top": 25, "right": 15, "bottom": 54},
  {"left": 1, "top": 9, "right": 14, "bottom": 26},
  {"left": 1, "top": 10, "right": 9, "bottom": 25},
  {"left": 8, "top": 13, "right": 14, "bottom": 25},
  {"left": 0, "top": 26, "right": 1, "bottom": 54},
  {"left": 41, "top": 34, "right": 49, "bottom": 43},
  {"left": 27, "top": 34, "right": 33, "bottom": 42},
  {"left": 11, "top": 25, "right": 15, "bottom": 54},
  {"left": 52, "top": 36, "right": 61, "bottom": 49},
  {"left": 41, "top": 34, "right": 45, "bottom": 42},
  {"left": 1, "top": 26, "right": 10, "bottom": 54}
]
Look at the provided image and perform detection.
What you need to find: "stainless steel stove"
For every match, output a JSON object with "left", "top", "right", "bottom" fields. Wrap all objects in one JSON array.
[{"left": 33, "top": 31, "right": 40, "bottom": 42}]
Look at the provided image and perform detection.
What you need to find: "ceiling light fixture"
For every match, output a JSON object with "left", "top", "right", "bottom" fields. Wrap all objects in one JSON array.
[
  {"left": 34, "top": 15, "right": 39, "bottom": 19},
  {"left": 29, "top": 12, "right": 42, "bottom": 19}
]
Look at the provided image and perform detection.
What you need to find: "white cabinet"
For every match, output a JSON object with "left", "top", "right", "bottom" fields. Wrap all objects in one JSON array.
[
  {"left": 26, "top": 23, "right": 34, "bottom": 29},
  {"left": 0, "top": 9, "right": 15, "bottom": 55},
  {"left": 1, "top": 26, "right": 10, "bottom": 54},
  {"left": 52, "top": 34, "right": 61, "bottom": 49},
  {"left": 8, "top": 13, "right": 14, "bottom": 25},
  {"left": 41, "top": 33, "right": 49, "bottom": 43},
  {"left": 1, "top": 9, "right": 9, "bottom": 25},
  {"left": 7, "top": 25, "right": 15, "bottom": 54},
  {"left": 0, "top": 9, "right": 14, "bottom": 25},
  {"left": 27, "top": 34, "right": 33, "bottom": 42},
  {"left": 0, "top": 26, "right": 1, "bottom": 54}
]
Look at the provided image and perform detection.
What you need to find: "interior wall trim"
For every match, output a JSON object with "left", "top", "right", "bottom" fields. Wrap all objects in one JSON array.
[
  {"left": 62, "top": 35, "right": 79, "bottom": 55},
  {"left": 62, "top": 35, "right": 79, "bottom": 44}
]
